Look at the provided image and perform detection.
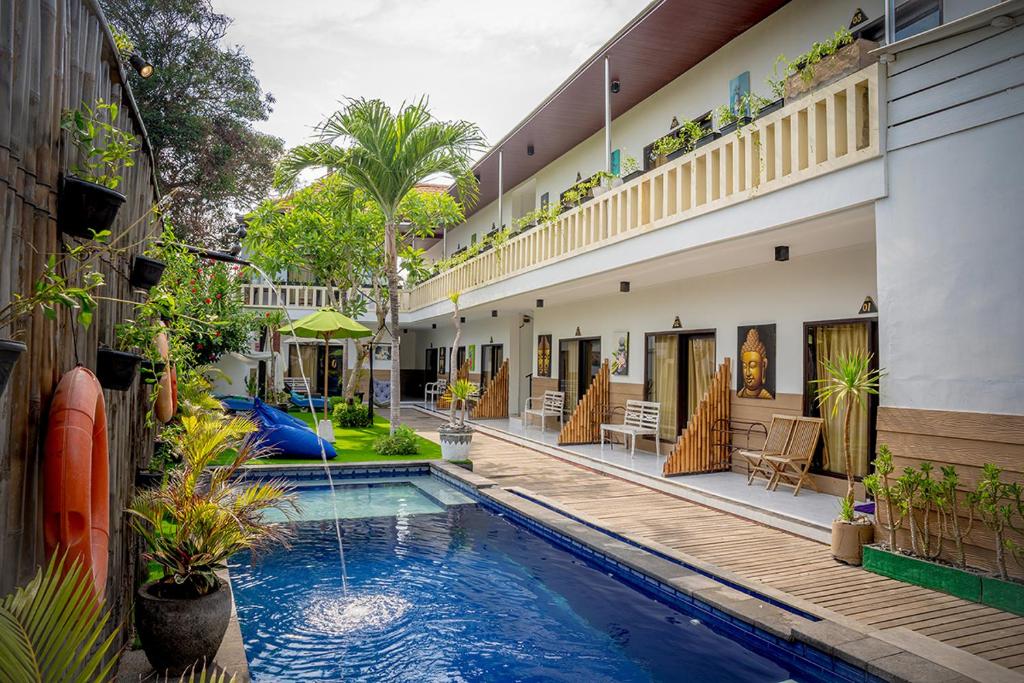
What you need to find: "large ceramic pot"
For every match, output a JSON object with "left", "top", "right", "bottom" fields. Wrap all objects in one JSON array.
[
  {"left": 135, "top": 580, "right": 232, "bottom": 675},
  {"left": 0, "top": 339, "right": 27, "bottom": 399},
  {"left": 58, "top": 175, "right": 126, "bottom": 239},
  {"left": 439, "top": 424, "right": 474, "bottom": 461},
  {"left": 831, "top": 518, "right": 875, "bottom": 566}
]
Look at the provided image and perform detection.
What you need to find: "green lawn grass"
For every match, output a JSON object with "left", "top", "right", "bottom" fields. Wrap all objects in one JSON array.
[{"left": 215, "top": 411, "right": 441, "bottom": 465}]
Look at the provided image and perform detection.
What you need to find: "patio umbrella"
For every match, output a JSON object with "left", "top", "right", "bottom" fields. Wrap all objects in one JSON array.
[{"left": 279, "top": 309, "right": 371, "bottom": 422}]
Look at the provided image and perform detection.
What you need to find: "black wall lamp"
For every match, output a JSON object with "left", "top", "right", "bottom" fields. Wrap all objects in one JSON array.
[
  {"left": 536, "top": 299, "right": 544, "bottom": 308},
  {"left": 619, "top": 281, "right": 630, "bottom": 293},
  {"left": 491, "top": 310, "right": 498, "bottom": 317},
  {"left": 460, "top": 316, "right": 466, "bottom": 323},
  {"left": 527, "top": 144, "right": 535, "bottom": 156},
  {"left": 610, "top": 79, "right": 620, "bottom": 94},
  {"left": 129, "top": 53, "right": 154, "bottom": 78},
  {"left": 775, "top": 245, "right": 790, "bottom": 262}
]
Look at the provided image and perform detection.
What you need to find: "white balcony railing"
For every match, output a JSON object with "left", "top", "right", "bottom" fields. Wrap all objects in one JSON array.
[
  {"left": 407, "top": 63, "right": 882, "bottom": 311},
  {"left": 243, "top": 283, "right": 343, "bottom": 309}
]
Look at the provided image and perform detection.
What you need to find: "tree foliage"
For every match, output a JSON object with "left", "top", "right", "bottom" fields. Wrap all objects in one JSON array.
[{"left": 100, "top": 0, "right": 283, "bottom": 243}]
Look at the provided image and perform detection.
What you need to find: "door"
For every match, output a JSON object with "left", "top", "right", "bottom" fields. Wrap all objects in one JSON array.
[
  {"left": 644, "top": 331, "right": 716, "bottom": 442},
  {"left": 425, "top": 348, "right": 439, "bottom": 382},
  {"left": 559, "top": 337, "right": 601, "bottom": 415},
  {"left": 803, "top": 319, "right": 878, "bottom": 479},
  {"left": 456, "top": 346, "right": 467, "bottom": 374},
  {"left": 480, "top": 344, "right": 503, "bottom": 391}
]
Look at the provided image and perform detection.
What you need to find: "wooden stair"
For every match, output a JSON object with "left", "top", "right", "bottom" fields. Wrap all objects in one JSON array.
[
  {"left": 558, "top": 360, "right": 610, "bottom": 445},
  {"left": 437, "top": 357, "right": 471, "bottom": 410},
  {"left": 472, "top": 358, "right": 509, "bottom": 419},
  {"left": 663, "top": 357, "right": 732, "bottom": 476}
]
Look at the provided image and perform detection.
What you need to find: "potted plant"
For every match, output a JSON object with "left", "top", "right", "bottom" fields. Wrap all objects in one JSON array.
[
  {"left": 439, "top": 378, "right": 477, "bottom": 461},
  {"left": 779, "top": 28, "right": 877, "bottom": 101},
  {"left": 621, "top": 154, "right": 643, "bottom": 183},
  {"left": 130, "top": 254, "right": 167, "bottom": 290},
  {"left": 59, "top": 99, "right": 139, "bottom": 239},
  {"left": 96, "top": 346, "right": 142, "bottom": 391},
  {"left": 813, "top": 352, "right": 883, "bottom": 565},
  {"left": 129, "top": 414, "right": 297, "bottom": 675},
  {"left": 0, "top": 253, "right": 104, "bottom": 398},
  {"left": 650, "top": 133, "right": 684, "bottom": 167}
]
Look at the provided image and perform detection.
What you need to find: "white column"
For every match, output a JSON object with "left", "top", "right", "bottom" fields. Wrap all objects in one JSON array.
[
  {"left": 497, "top": 149, "right": 504, "bottom": 229},
  {"left": 604, "top": 56, "right": 612, "bottom": 173}
]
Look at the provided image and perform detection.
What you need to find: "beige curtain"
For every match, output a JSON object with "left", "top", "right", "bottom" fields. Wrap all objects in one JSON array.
[
  {"left": 687, "top": 336, "right": 716, "bottom": 420},
  {"left": 288, "top": 344, "right": 319, "bottom": 393},
  {"left": 650, "top": 335, "right": 678, "bottom": 440},
  {"left": 562, "top": 342, "right": 579, "bottom": 415},
  {"left": 815, "top": 324, "right": 870, "bottom": 477}
]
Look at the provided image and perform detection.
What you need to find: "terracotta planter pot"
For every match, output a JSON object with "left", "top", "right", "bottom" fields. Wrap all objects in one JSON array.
[
  {"left": 135, "top": 580, "right": 232, "bottom": 676},
  {"left": 831, "top": 518, "right": 875, "bottom": 565}
]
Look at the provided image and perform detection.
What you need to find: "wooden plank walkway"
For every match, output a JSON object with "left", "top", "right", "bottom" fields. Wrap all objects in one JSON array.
[{"left": 404, "top": 411, "right": 1024, "bottom": 674}]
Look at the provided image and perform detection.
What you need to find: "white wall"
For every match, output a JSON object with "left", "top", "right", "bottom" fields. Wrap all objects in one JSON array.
[
  {"left": 441, "top": 0, "right": 883, "bottom": 253},
  {"left": 413, "top": 244, "right": 877, "bottom": 396}
]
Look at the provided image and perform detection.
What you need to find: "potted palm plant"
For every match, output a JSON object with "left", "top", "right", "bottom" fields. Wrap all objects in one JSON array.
[
  {"left": 129, "top": 414, "right": 297, "bottom": 675},
  {"left": 59, "top": 99, "right": 139, "bottom": 239},
  {"left": 813, "top": 352, "right": 884, "bottom": 565},
  {"left": 439, "top": 378, "right": 477, "bottom": 461}
]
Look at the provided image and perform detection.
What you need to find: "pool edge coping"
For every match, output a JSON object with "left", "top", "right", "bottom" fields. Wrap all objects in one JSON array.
[{"left": 233, "top": 459, "right": 1020, "bottom": 683}]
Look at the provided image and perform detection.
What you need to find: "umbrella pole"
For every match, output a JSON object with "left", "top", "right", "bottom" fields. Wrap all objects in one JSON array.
[{"left": 323, "top": 333, "right": 331, "bottom": 423}]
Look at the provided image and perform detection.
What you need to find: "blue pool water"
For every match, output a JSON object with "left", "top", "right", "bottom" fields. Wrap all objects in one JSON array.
[{"left": 231, "top": 478, "right": 812, "bottom": 682}]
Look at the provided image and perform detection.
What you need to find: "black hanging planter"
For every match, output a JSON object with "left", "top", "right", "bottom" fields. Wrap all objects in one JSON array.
[
  {"left": 718, "top": 116, "right": 752, "bottom": 136},
  {"left": 695, "top": 131, "right": 721, "bottom": 149},
  {"left": 757, "top": 98, "right": 785, "bottom": 118},
  {"left": 622, "top": 170, "right": 644, "bottom": 183},
  {"left": 0, "top": 339, "right": 27, "bottom": 399},
  {"left": 96, "top": 348, "right": 142, "bottom": 391},
  {"left": 58, "top": 175, "right": 126, "bottom": 239},
  {"left": 139, "top": 359, "right": 167, "bottom": 385},
  {"left": 130, "top": 256, "right": 167, "bottom": 290}
]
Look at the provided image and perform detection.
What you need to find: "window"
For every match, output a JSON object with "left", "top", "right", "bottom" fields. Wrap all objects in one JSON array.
[
  {"left": 540, "top": 192, "right": 549, "bottom": 210},
  {"left": 854, "top": 0, "right": 942, "bottom": 42}
]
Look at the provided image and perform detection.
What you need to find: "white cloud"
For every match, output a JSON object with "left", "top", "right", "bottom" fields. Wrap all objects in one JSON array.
[{"left": 212, "top": 0, "right": 650, "bottom": 154}]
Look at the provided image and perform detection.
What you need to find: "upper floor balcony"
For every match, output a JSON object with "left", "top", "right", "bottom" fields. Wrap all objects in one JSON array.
[
  {"left": 243, "top": 282, "right": 407, "bottom": 313},
  {"left": 407, "top": 63, "right": 882, "bottom": 312}
]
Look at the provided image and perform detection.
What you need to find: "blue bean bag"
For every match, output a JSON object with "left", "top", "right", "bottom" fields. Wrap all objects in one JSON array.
[
  {"left": 249, "top": 398, "right": 337, "bottom": 459},
  {"left": 219, "top": 395, "right": 255, "bottom": 413}
]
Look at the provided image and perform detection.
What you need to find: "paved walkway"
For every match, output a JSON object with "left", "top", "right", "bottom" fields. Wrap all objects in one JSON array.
[{"left": 404, "top": 409, "right": 1024, "bottom": 677}]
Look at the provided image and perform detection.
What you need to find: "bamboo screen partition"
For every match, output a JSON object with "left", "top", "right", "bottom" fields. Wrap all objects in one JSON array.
[
  {"left": 0, "top": 0, "right": 161, "bottom": 649},
  {"left": 471, "top": 358, "right": 509, "bottom": 419},
  {"left": 663, "top": 358, "right": 732, "bottom": 476},
  {"left": 558, "top": 360, "right": 610, "bottom": 445},
  {"left": 437, "top": 357, "right": 471, "bottom": 410}
]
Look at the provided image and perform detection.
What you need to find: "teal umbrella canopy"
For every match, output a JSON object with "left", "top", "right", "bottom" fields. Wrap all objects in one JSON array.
[{"left": 279, "top": 309, "right": 371, "bottom": 340}]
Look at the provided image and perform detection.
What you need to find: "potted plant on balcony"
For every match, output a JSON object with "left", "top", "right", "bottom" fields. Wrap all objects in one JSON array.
[
  {"left": 780, "top": 27, "right": 877, "bottom": 101},
  {"left": 130, "top": 413, "right": 297, "bottom": 675},
  {"left": 621, "top": 154, "right": 643, "bottom": 183},
  {"left": 813, "top": 352, "right": 883, "bottom": 565},
  {"left": 59, "top": 99, "right": 139, "bottom": 239}
]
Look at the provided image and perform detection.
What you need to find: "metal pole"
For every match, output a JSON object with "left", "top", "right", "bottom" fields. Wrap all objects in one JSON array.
[
  {"left": 884, "top": 0, "right": 896, "bottom": 45},
  {"left": 497, "top": 149, "right": 504, "bottom": 228},
  {"left": 367, "top": 341, "right": 374, "bottom": 421},
  {"left": 604, "top": 55, "right": 612, "bottom": 173}
]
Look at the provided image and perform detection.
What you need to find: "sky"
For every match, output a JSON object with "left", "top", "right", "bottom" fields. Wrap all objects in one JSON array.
[{"left": 213, "top": 0, "right": 652, "bottom": 154}]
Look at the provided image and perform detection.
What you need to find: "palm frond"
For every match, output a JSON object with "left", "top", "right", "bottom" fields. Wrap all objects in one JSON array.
[
  {"left": 0, "top": 554, "right": 120, "bottom": 683},
  {"left": 811, "top": 352, "right": 883, "bottom": 416}
]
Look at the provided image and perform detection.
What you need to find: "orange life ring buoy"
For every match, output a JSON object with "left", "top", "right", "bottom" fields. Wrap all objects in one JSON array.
[
  {"left": 154, "top": 327, "right": 175, "bottom": 423},
  {"left": 43, "top": 366, "right": 109, "bottom": 598}
]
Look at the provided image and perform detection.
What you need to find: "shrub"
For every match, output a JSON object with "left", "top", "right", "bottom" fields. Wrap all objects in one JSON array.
[
  {"left": 333, "top": 399, "right": 372, "bottom": 428},
  {"left": 374, "top": 425, "right": 420, "bottom": 456}
]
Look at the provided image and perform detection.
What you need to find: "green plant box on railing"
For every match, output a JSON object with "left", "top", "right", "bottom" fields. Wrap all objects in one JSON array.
[{"left": 862, "top": 545, "right": 982, "bottom": 602}]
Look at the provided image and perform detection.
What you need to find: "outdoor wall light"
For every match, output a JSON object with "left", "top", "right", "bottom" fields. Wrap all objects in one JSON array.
[
  {"left": 491, "top": 310, "right": 498, "bottom": 317},
  {"left": 527, "top": 144, "right": 535, "bottom": 156},
  {"left": 536, "top": 299, "right": 544, "bottom": 308},
  {"left": 775, "top": 245, "right": 790, "bottom": 262},
  {"left": 402, "top": 328, "right": 408, "bottom": 334},
  {"left": 129, "top": 53, "right": 154, "bottom": 78},
  {"left": 460, "top": 316, "right": 466, "bottom": 323},
  {"left": 619, "top": 281, "right": 630, "bottom": 292},
  {"left": 432, "top": 323, "right": 436, "bottom": 329},
  {"left": 610, "top": 79, "right": 620, "bottom": 94}
]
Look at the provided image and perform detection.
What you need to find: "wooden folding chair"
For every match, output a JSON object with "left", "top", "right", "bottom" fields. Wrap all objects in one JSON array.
[
  {"left": 735, "top": 415, "right": 797, "bottom": 486},
  {"left": 764, "top": 416, "right": 823, "bottom": 496}
]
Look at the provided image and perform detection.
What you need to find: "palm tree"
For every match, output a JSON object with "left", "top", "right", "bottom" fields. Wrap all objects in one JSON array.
[
  {"left": 276, "top": 98, "right": 485, "bottom": 433},
  {"left": 812, "top": 352, "right": 884, "bottom": 506}
]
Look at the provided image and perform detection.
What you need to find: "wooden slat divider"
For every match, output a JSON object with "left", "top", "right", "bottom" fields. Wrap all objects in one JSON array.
[
  {"left": 437, "top": 357, "right": 471, "bottom": 410},
  {"left": 558, "top": 360, "right": 609, "bottom": 445},
  {"left": 663, "top": 358, "right": 732, "bottom": 476},
  {"left": 471, "top": 358, "right": 509, "bottom": 419}
]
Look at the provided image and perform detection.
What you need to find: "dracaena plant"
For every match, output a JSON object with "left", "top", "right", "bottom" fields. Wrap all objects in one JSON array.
[
  {"left": 968, "top": 464, "right": 1018, "bottom": 579},
  {"left": 60, "top": 99, "right": 140, "bottom": 190},
  {"left": 128, "top": 414, "right": 298, "bottom": 597}
]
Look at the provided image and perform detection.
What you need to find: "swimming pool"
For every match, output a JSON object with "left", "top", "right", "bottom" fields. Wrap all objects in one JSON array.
[{"left": 230, "top": 474, "right": 836, "bottom": 682}]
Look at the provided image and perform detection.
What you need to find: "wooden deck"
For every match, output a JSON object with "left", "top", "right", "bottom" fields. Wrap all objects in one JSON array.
[{"left": 404, "top": 411, "right": 1024, "bottom": 674}]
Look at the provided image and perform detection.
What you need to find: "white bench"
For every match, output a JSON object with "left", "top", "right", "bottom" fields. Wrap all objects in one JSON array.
[
  {"left": 601, "top": 400, "right": 661, "bottom": 462},
  {"left": 425, "top": 378, "right": 447, "bottom": 409},
  {"left": 523, "top": 391, "right": 565, "bottom": 433}
]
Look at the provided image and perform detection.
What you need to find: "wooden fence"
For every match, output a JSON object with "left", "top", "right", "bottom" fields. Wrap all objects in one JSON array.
[
  {"left": 471, "top": 358, "right": 508, "bottom": 419},
  {"left": 663, "top": 358, "right": 732, "bottom": 476},
  {"left": 559, "top": 360, "right": 610, "bottom": 445},
  {"left": 0, "top": 0, "right": 161, "bottom": 649},
  {"left": 437, "top": 357, "right": 471, "bottom": 410}
]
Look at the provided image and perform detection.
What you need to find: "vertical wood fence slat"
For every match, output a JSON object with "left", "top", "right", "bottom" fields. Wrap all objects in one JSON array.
[
  {"left": 471, "top": 358, "right": 508, "bottom": 419},
  {"left": 437, "top": 357, "right": 471, "bottom": 410},
  {"left": 558, "top": 360, "right": 610, "bottom": 445}
]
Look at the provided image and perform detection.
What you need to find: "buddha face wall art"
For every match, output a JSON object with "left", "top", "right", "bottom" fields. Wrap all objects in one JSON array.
[{"left": 736, "top": 324, "right": 775, "bottom": 399}]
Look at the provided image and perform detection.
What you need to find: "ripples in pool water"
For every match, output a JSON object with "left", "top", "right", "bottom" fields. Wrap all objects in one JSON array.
[{"left": 231, "top": 494, "right": 811, "bottom": 683}]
